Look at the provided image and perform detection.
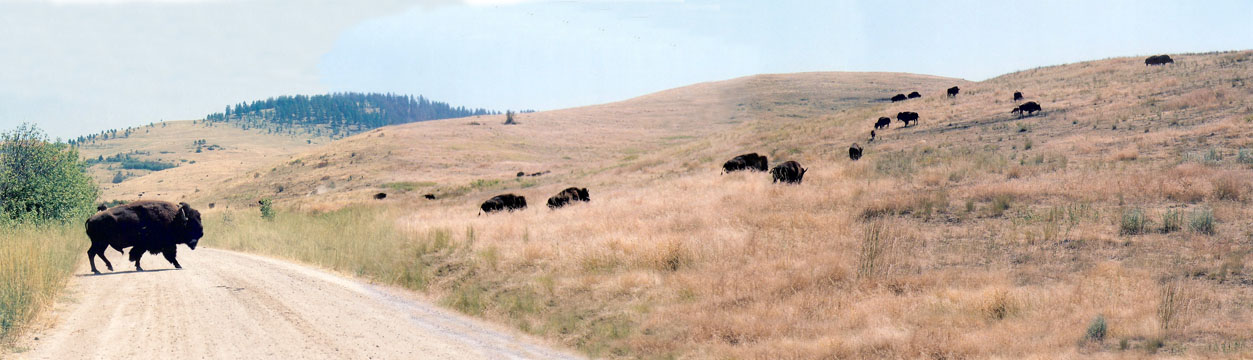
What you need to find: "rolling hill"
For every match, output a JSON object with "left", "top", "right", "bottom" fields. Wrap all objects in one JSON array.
[{"left": 80, "top": 50, "right": 1253, "bottom": 358}]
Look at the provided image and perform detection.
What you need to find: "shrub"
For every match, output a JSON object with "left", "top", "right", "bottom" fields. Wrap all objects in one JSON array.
[
  {"left": 1086, "top": 315, "right": 1108, "bottom": 342},
  {"left": 1189, "top": 208, "right": 1215, "bottom": 235},
  {"left": 989, "top": 194, "right": 1012, "bottom": 217},
  {"left": 259, "top": 198, "right": 276, "bottom": 220},
  {"left": 1160, "top": 209, "right": 1182, "bottom": 233},
  {"left": 1238, "top": 149, "right": 1253, "bottom": 165},
  {"left": 0, "top": 124, "right": 99, "bottom": 223},
  {"left": 1119, "top": 208, "right": 1149, "bottom": 235},
  {"left": 111, "top": 171, "right": 126, "bottom": 184},
  {"left": 1211, "top": 175, "right": 1243, "bottom": 201}
]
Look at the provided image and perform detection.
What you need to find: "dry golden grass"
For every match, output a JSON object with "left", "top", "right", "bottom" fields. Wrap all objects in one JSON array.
[
  {"left": 0, "top": 225, "right": 86, "bottom": 349},
  {"left": 136, "top": 50, "right": 1253, "bottom": 358}
]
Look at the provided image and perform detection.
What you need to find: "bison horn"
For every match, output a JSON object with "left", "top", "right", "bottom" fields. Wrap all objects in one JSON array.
[{"left": 178, "top": 206, "right": 188, "bottom": 222}]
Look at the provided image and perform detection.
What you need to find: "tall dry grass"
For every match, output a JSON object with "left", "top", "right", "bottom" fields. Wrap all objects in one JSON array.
[{"left": 0, "top": 225, "right": 86, "bottom": 347}]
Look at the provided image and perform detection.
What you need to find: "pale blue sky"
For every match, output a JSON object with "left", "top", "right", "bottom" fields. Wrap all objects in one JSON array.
[{"left": 2, "top": 0, "right": 1251, "bottom": 139}]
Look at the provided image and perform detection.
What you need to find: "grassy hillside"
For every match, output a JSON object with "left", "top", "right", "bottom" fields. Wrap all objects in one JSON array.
[
  {"left": 193, "top": 72, "right": 960, "bottom": 210},
  {"left": 120, "top": 50, "right": 1253, "bottom": 358},
  {"left": 76, "top": 120, "right": 327, "bottom": 204}
]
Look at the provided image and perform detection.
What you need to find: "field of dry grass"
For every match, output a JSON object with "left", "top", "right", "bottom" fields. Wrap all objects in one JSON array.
[
  {"left": 110, "top": 50, "right": 1253, "bottom": 358},
  {"left": 0, "top": 225, "right": 86, "bottom": 350}
]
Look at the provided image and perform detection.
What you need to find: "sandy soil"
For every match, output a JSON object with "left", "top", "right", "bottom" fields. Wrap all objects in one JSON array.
[{"left": 11, "top": 248, "right": 580, "bottom": 360}]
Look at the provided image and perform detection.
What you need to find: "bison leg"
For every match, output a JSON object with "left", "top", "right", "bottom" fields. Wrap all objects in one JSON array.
[
  {"left": 87, "top": 242, "right": 113, "bottom": 274},
  {"left": 162, "top": 245, "right": 181, "bottom": 269},
  {"left": 129, "top": 247, "right": 145, "bottom": 271}
]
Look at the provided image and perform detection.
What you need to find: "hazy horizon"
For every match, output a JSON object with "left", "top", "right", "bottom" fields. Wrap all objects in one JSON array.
[{"left": 2, "top": 0, "right": 1251, "bottom": 139}]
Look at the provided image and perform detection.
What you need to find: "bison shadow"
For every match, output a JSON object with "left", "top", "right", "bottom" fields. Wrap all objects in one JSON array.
[{"left": 77, "top": 268, "right": 181, "bottom": 277}]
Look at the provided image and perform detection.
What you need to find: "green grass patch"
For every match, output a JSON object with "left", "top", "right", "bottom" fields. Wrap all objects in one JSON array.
[{"left": 382, "top": 181, "right": 437, "bottom": 192}]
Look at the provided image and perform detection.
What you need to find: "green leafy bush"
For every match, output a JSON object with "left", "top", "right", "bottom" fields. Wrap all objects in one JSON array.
[{"left": 0, "top": 124, "right": 99, "bottom": 223}]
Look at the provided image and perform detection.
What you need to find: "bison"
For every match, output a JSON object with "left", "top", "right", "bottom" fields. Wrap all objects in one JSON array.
[
  {"left": 947, "top": 86, "right": 960, "bottom": 97},
  {"left": 907, "top": 91, "right": 921, "bottom": 99},
  {"left": 1145, "top": 55, "right": 1174, "bottom": 66},
  {"left": 85, "top": 201, "right": 203, "bottom": 274},
  {"left": 373, "top": 192, "right": 387, "bottom": 200},
  {"left": 480, "top": 194, "right": 527, "bottom": 215},
  {"left": 849, "top": 143, "right": 863, "bottom": 161},
  {"left": 1013, "top": 91, "right": 1023, "bottom": 102},
  {"left": 890, "top": 94, "right": 907, "bottom": 102},
  {"left": 722, "top": 153, "right": 768, "bottom": 174},
  {"left": 423, "top": 194, "right": 437, "bottom": 200},
  {"left": 97, "top": 204, "right": 108, "bottom": 211},
  {"left": 516, "top": 171, "right": 526, "bottom": 177},
  {"left": 896, "top": 111, "right": 919, "bottom": 127},
  {"left": 869, "top": 130, "right": 876, "bottom": 143},
  {"left": 1012, "top": 101, "right": 1042, "bottom": 117},
  {"left": 770, "top": 161, "right": 807, "bottom": 184},
  {"left": 547, "top": 187, "right": 590, "bottom": 209},
  {"left": 874, "top": 117, "right": 891, "bottom": 129}
]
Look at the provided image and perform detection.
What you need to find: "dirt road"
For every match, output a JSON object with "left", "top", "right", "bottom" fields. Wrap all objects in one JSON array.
[{"left": 13, "top": 248, "right": 580, "bottom": 360}]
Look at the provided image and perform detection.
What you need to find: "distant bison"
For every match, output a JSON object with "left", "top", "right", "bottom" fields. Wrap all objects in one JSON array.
[
  {"left": 1013, "top": 91, "right": 1023, "bottom": 101},
  {"left": 770, "top": 161, "right": 807, "bottom": 184},
  {"left": 547, "top": 187, "right": 590, "bottom": 209},
  {"left": 423, "top": 194, "right": 437, "bottom": 200},
  {"left": 869, "top": 130, "right": 876, "bottom": 143},
  {"left": 849, "top": 143, "right": 863, "bottom": 161},
  {"left": 722, "top": 153, "right": 768, "bottom": 174},
  {"left": 896, "top": 111, "right": 919, "bottom": 127},
  {"left": 1145, "top": 55, "right": 1174, "bottom": 66},
  {"left": 373, "top": 192, "right": 387, "bottom": 200},
  {"left": 890, "top": 94, "right": 907, "bottom": 102},
  {"left": 97, "top": 204, "right": 108, "bottom": 212},
  {"left": 907, "top": 91, "right": 921, "bottom": 99},
  {"left": 1012, "top": 101, "right": 1042, "bottom": 117},
  {"left": 480, "top": 194, "right": 527, "bottom": 215},
  {"left": 874, "top": 117, "right": 891, "bottom": 129},
  {"left": 947, "top": 86, "right": 960, "bottom": 97},
  {"left": 516, "top": 171, "right": 526, "bottom": 177},
  {"left": 85, "top": 201, "right": 203, "bottom": 274}
]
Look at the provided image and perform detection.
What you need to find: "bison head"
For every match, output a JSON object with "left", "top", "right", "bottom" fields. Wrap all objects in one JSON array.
[
  {"left": 177, "top": 202, "right": 203, "bottom": 250},
  {"left": 578, "top": 188, "right": 590, "bottom": 201}
]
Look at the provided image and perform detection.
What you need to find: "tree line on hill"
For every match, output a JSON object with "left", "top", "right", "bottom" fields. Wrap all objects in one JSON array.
[{"left": 203, "top": 93, "right": 498, "bottom": 138}]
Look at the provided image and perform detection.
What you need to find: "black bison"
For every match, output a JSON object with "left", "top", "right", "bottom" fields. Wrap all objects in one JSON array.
[
  {"left": 907, "top": 91, "right": 921, "bottom": 99},
  {"left": 869, "top": 130, "right": 876, "bottom": 143},
  {"left": 516, "top": 171, "right": 526, "bottom": 177},
  {"left": 1145, "top": 55, "right": 1174, "bottom": 66},
  {"left": 874, "top": 117, "right": 891, "bottom": 129},
  {"left": 373, "top": 192, "right": 387, "bottom": 200},
  {"left": 423, "top": 194, "right": 437, "bottom": 200},
  {"left": 722, "top": 153, "right": 768, "bottom": 174},
  {"left": 85, "top": 201, "right": 203, "bottom": 274},
  {"left": 896, "top": 111, "right": 919, "bottom": 127},
  {"left": 547, "top": 187, "right": 590, "bottom": 209},
  {"left": 480, "top": 194, "right": 527, "bottom": 215},
  {"left": 890, "top": 94, "right": 907, "bottom": 102},
  {"left": 770, "top": 161, "right": 807, "bottom": 184},
  {"left": 947, "top": 86, "right": 960, "bottom": 97},
  {"left": 1013, "top": 91, "right": 1023, "bottom": 101},
  {"left": 849, "top": 143, "right": 863, "bottom": 161},
  {"left": 1012, "top": 101, "right": 1042, "bottom": 117},
  {"left": 97, "top": 204, "right": 108, "bottom": 211}
]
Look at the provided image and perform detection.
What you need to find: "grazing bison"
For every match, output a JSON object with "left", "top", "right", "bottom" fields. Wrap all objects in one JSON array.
[
  {"left": 896, "top": 111, "right": 919, "bottom": 127},
  {"left": 890, "top": 94, "right": 907, "bottom": 102},
  {"left": 770, "top": 161, "right": 807, "bottom": 184},
  {"left": 1145, "top": 55, "right": 1174, "bottom": 66},
  {"left": 907, "top": 91, "right": 921, "bottom": 99},
  {"left": 1012, "top": 101, "right": 1042, "bottom": 117},
  {"left": 85, "top": 201, "right": 203, "bottom": 274},
  {"left": 547, "top": 187, "right": 590, "bottom": 209},
  {"left": 869, "top": 130, "right": 876, "bottom": 143},
  {"left": 722, "top": 153, "right": 768, "bottom": 174},
  {"left": 423, "top": 194, "right": 437, "bottom": 200},
  {"left": 849, "top": 143, "right": 863, "bottom": 161},
  {"left": 1013, "top": 91, "right": 1023, "bottom": 102},
  {"left": 480, "top": 194, "right": 527, "bottom": 215},
  {"left": 516, "top": 171, "right": 526, "bottom": 177},
  {"left": 874, "top": 117, "right": 891, "bottom": 130},
  {"left": 373, "top": 192, "right": 387, "bottom": 200},
  {"left": 947, "top": 86, "right": 960, "bottom": 97}
]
